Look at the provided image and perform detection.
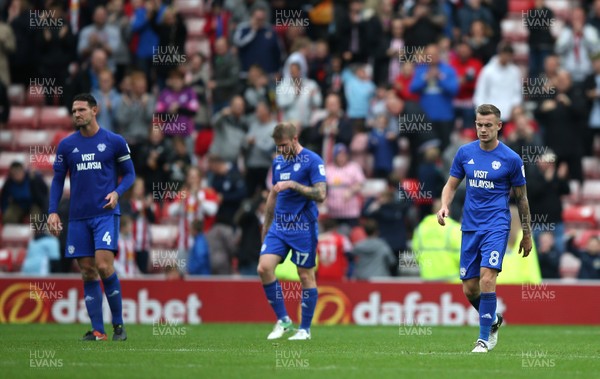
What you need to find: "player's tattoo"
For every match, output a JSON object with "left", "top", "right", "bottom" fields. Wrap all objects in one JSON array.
[
  {"left": 513, "top": 185, "right": 532, "bottom": 237},
  {"left": 291, "top": 181, "right": 327, "bottom": 202}
]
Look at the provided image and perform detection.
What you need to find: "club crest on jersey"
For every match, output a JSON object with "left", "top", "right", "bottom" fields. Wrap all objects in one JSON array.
[
  {"left": 491, "top": 161, "right": 501, "bottom": 170},
  {"left": 97, "top": 143, "right": 106, "bottom": 152},
  {"left": 319, "top": 164, "right": 325, "bottom": 176},
  {"left": 293, "top": 163, "right": 301, "bottom": 171},
  {"left": 68, "top": 245, "right": 75, "bottom": 255}
]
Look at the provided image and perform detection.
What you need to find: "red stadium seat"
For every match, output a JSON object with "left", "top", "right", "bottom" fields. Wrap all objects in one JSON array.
[
  {"left": 0, "top": 152, "right": 28, "bottom": 174},
  {"left": 509, "top": 0, "right": 533, "bottom": 15},
  {"left": 0, "top": 249, "right": 13, "bottom": 272},
  {"left": 8, "top": 84, "right": 25, "bottom": 105},
  {"left": 39, "top": 106, "right": 72, "bottom": 130},
  {"left": 29, "top": 154, "right": 55, "bottom": 174},
  {"left": 0, "top": 130, "right": 15, "bottom": 151},
  {"left": 174, "top": 0, "right": 204, "bottom": 18},
  {"left": 501, "top": 18, "right": 528, "bottom": 42},
  {"left": 7, "top": 106, "right": 39, "bottom": 129},
  {"left": 0, "top": 224, "right": 33, "bottom": 248},
  {"left": 25, "top": 84, "right": 47, "bottom": 106},
  {"left": 15, "top": 130, "right": 56, "bottom": 150},
  {"left": 563, "top": 205, "right": 597, "bottom": 229},
  {"left": 185, "top": 18, "right": 206, "bottom": 39},
  {"left": 149, "top": 224, "right": 178, "bottom": 248},
  {"left": 582, "top": 157, "right": 600, "bottom": 180},
  {"left": 581, "top": 180, "right": 600, "bottom": 202}
]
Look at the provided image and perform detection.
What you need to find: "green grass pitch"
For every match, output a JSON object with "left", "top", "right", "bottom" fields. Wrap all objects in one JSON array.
[{"left": 1, "top": 324, "right": 599, "bottom": 379}]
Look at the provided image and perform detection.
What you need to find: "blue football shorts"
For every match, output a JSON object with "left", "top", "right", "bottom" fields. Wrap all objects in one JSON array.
[
  {"left": 460, "top": 229, "right": 509, "bottom": 280},
  {"left": 261, "top": 221, "right": 318, "bottom": 268},
  {"left": 66, "top": 214, "right": 120, "bottom": 258}
]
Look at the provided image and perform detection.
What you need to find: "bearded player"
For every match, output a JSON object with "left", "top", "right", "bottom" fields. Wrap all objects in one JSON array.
[
  {"left": 257, "top": 122, "right": 327, "bottom": 340},
  {"left": 437, "top": 104, "right": 532, "bottom": 353},
  {"left": 47, "top": 93, "right": 135, "bottom": 341}
]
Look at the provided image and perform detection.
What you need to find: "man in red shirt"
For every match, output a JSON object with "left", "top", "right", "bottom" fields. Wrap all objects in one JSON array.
[
  {"left": 449, "top": 41, "right": 483, "bottom": 129},
  {"left": 316, "top": 218, "right": 353, "bottom": 281}
]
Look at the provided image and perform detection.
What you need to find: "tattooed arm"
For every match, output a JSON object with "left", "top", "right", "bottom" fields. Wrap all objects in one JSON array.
[
  {"left": 513, "top": 184, "right": 532, "bottom": 257},
  {"left": 272, "top": 181, "right": 327, "bottom": 203}
]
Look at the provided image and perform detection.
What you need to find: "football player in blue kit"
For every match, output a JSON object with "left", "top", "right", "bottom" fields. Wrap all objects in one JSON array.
[
  {"left": 47, "top": 93, "right": 135, "bottom": 341},
  {"left": 437, "top": 104, "right": 533, "bottom": 353},
  {"left": 257, "top": 122, "right": 327, "bottom": 340}
]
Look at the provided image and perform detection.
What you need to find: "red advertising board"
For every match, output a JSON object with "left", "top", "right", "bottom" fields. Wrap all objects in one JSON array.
[{"left": 1, "top": 277, "right": 599, "bottom": 325}]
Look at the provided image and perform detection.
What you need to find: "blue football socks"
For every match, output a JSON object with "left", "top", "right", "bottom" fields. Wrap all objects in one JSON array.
[
  {"left": 102, "top": 272, "right": 124, "bottom": 325},
  {"left": 83, "top": 280, "right": 104, "bottom": 333}
]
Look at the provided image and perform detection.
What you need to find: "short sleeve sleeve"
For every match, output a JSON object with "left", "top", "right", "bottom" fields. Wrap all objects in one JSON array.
[
  {"left": 310, "top": 154, "right": 326, "bottom": 185},
  {"left": 449, "top": 147, "right": 465, "bottom": 180},
  {"left": 115, "top": 135, "right": 132, "bottom": 163},
  {"left": 509, "top": 155, "right": 526, "bottom": 187}
]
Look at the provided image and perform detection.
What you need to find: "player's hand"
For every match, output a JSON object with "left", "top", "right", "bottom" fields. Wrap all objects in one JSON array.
[
  {"left": 519, "top": 234, "right": 533, "bottom": 258},
  {"left": 436, "top": 207, "right": 450, "bottom": 226},
  {"left": 47, "top": 213, "right": 62, "bottom": 237},
  {"left": 273, "top": 181, "right": 295, "bottom": 193},
  {"left": 103, "top": 191, "right": 120, "bottom": 209}
]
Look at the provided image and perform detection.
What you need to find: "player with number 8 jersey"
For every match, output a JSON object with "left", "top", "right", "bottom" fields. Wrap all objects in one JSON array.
[{"left": 47, "top": 93, "right": 136, "bottom": 341}]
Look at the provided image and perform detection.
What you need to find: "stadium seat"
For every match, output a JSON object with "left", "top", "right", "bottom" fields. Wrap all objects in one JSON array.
[
  {"left": 0, "top": 224, "right": 33, "bottom": 248},
  {"left": 361, "top": 178, "right": 387, "bottom": 197},
  {"left": 574, "top": 229, "right": 600, "bottom": 249},
  {"left": 15, "top": 130, "right": 56, "bottom": 150},
  {"left": 582, "top": 157, "right": 600, "bottom": 179},
  {"left": 25, "top": 84, "right": 47, "bottom": 106},
  {"left": 0, "top": 249, "right": 13, "bottom": 271},
  {"left": 0, "top": 152, "right": 28, "bottom": 174},
  {"left": 185, "top": 18, "right": 206, "bottom": 39},
  {"left": 0, "top": 130, "right": 15, "bottom": 151},
  {"left": 501, "top": 18, "right": 528, "bottom": 42},
  {"left": 8, "top": 84, "right": 25, "bottom": 105},
  {"left": 581, "top": 180, "right": 600, "bottom": 202},
  {"left": 508, "top": 0, "right": 532, "bottom": 15},
  {"left": 174, "top": 0, "right": 204, "bottom": 18},
  {"left": 39, "top": 106, "right": 72, "bottom": 130},
  {"left": 149, "top": 224, "right": 179, "bottom": 248},
  {"left": 7, "top": 106, "right": 39, "bottom": 129},
  {"left": 563, "top": 205, "right": 597, "bottom": 229}
]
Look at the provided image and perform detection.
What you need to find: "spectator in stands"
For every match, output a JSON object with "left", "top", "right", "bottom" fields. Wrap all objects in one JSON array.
[
  {"left": 77, "top": 6, "right": 121, "bottom": 71},
  {"left": 417, "top": 144, "right": 445, "bottom": 217},
  {"left": 325, "top": 143, "right": 365, "bottom": 228},
  {"left": 66, "top": 48, "right": 110, "bottom": 104},
  {"left": 1, "top": 161, "right": 48, "bottom": 223},
  {"left": 152, "top": 6, "right": 188, "bottom": 90},
  {"left": 589, "top": 0, "right": 600, "bottom": 32},
  {"left": 282, "top": 37, "right": 310, "bottom": 79},
  {"left": 412, "top": 200, "right": 461, "bottom": 282},
  {"left": 567, "top": 235, "right": 600, "bottom": 279},
  {"left": 410, "top": 43, "right": 459, "bottom": 150},
  {"left": 393, "top": 60, "right": 419, "bottom": 105},
  {"left": 209, "top": 95, "right": 249, "bottom": 163},
  {"left": 402, "top": 0, "right": 445, "bottom": 50},
  {"left": 167, "top": 137, "right": 193, "bottom": 185},
  {"left": 206, "top": 155, "right": 247, "bottom": 226},
  {"left": 383, "top": 18, "right": 405, "bottom": 85},
  {"left": 525, "top": 150, "right": 570, "bottom": 253},
  {"left": 204, "top": 0, "right": 232, "bottom": 55},
  {"left": 242, "top": 101, "right": 276, "bottom": 196},
  {"left": 120, "top": 178, "right": 156, "bottom": 274},
  {"left": 7, "top": 0, "right": 37, "bottom": 85},
  {"left": 537, "top": 231, "right": 561, "bottom": 279},
  {"left": 106, "top": 0, "right": 132, "bottom": 85},
  {"left": 0, "top": 12, "right": 15, "bottom": 87},
  {"left": 165, "top": 265, "right": 184, "bottom": 280},
  {"left": 155, "top": 69, "right": 199, "bottom": 139},
  {"left": 450, "top": 41, "right": 483, "bottom": 130},
  {"left": 243, "top": 64, "right": 269, "bottom": 114},
  {"left": 474, "top": 42, "right": 522, "bottom": 122},
  {"left": 457, "top": 0, "right": 494, "bottom": 39},
  {"left": 307, "top": 94, "right": 353, "bottom": 164},
  {"left": 225, "top": 0, "right": 270, "bottom": 26},
  {"left": 116, "top": 70, "right": 156, "bottom": 149},
  {"left": 351, "top": 218, "right": 396, "bottom": 279},
  {"left": 333, "top": 0, "right": 371, "bottom": 65},
  {"left": 233, "top": 4, "right": 281, "bottom": 79},
  {"left": 21, "top": 213, "right": 60, "bottom": 275},
  {"left": 38, "top": 3, "right": 75, "bottom": 105},
  {"left": 465, "top": 20, "right": 495, "bottom": 65},
  {"left": 342, "top": 63, "right": 376, "bottom": 123},
  {"left": 539, "top": 53, "right": 561, "bottom": 85},
  {"left": 481, "top": 0, "right": 508, "bottom": 46},
  {"left": 186, "top": 53, "right": 210, "bottom": 130},
  {"left": 526, "top": 0, "right": 556, "bottom": 79},
  {"left": 234, "top": 191, "right": 266, "bottom": 276},
  {"left": 362, "top": 185, "right": 412, "bottom": 271},
  {"left": 325, "top": 55, "right": 345, "bottom": 103},
  {"left": 276, "top": 62, "right": 322, "bottom": 133},
  {"left": 309, "top": 39, "right": 331, "bottom": 98},
  {"left": 91, "top": 69, "right": 121, "bottom": 131},
  {"left": 368, "top": 114, "right": 397, "bottom": 179},
  {"left": 317, "top": 217, "right": 353, "bottom": 281},
  {"left": 135, "top": 128, "right": 171, "bottom": 194},
  {"left": 130, "top": 0, "right": 167, "bottom": 86},
  {"left": 114, "top": 214, "right": 138, "bottom": 277},
  {"left": 504, "top": 106, "right": 543, "bottom": 154},
  {"left": 205, "top": 214, "right": 236, "bottom": 274},
  {"left": 584, "top": 52, "right": 600, "bottom": 156},
  {"left": 555, "top": 6, "right": 600, "bottom": 86},
  {"left": 0, "top": 80, "right": 10, "bottom": 128},
  {"left": 187, "top": 220, "right": 211, "bottom": 275},
  {"left": 210, "top": 37, "right": 240, "bottom": 114},
  {"left": 534, "top": 70, "right": 585, "bottom": 182}
]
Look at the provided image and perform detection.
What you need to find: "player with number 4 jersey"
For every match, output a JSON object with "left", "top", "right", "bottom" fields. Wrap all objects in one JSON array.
[
  {"left": 257, "top": 122, "right": 327, "bottom": 341},
  {"left": 47, "top": 93, "right": 136, "bottom": 342},
  {"left": 438, "top": 104, "right": 532, "bottom": 353}
]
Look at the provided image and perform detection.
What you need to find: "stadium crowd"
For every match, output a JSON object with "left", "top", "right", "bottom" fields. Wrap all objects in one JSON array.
[{"left": 1, "top": 0, "right": 600, "bottom": 281}]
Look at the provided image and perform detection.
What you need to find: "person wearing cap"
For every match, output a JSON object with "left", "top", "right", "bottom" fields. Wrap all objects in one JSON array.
[{"left": 325, "top": 143, "right": 365, "bottom": 228}]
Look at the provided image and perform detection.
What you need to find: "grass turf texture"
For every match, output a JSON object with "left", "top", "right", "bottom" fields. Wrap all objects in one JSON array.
[{"left": 1, "top": 324, "right": 599, "bottom": 379}]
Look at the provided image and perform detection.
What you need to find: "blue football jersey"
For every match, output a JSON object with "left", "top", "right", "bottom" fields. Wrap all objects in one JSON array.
[
  {"left": 450, "top": 141, "right": 526, "bottom": 231},
  {"left": 271, "top": 148, "right": 326, "bottom": 226},
  {"left": 49, "top": 128, "right": 132, "bottom": 220}
]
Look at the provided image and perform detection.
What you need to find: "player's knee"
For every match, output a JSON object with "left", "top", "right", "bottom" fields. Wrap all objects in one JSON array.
[
  {"left": 256, "top": 263, "right": 273, "bottom": 278},
  {"left": 95, "top": 261, "right": 114, "bottom": 278},
  {"left": 80, "top": 266, "right": 99, "bottom": 281},
  {"left": 297, "top": 270, "right": 315, "bottom": 286},
  {"left": 462, "top": 284, "right": 479, "bottom": 299}
]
